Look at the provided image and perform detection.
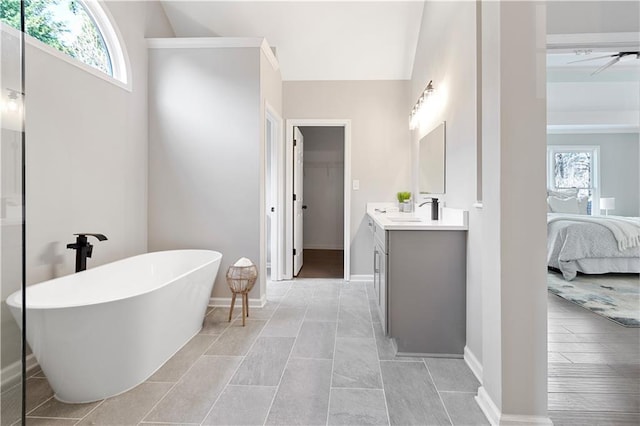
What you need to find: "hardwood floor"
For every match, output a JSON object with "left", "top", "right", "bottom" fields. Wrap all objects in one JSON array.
[
  {"left": 547, "top": 288, "right": 640, "bottom": 425},
  {"left": 296, "top": 249, "right": 344, "bottom": 279}
]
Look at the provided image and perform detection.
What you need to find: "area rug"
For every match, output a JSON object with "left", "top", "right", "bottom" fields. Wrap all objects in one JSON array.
[{"left": 548, "top": 271, "right": 640, "bottom": 327}]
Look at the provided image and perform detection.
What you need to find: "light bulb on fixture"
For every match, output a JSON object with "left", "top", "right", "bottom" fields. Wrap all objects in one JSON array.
[
  {"left": 7, "top": 90, "right": 18, "bottom": 111},
  {"left": 409, "top": 80, "right": 436, "bottom": 130}
]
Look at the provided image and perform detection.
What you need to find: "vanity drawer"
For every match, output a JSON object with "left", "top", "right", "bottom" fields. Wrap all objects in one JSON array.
[{"left": 373, "top": 222, "right": 387, "bottom": 253}]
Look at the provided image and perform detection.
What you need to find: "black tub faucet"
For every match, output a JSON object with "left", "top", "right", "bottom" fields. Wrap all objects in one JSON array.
[{"left": 67, "top": 233, "right": 108, "bottom": 272}]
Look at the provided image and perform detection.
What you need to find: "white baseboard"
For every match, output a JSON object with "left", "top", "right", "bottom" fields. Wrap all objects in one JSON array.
[
  {"left": 476, "top": 387, "right": 501, "bottom": 426},
  {"left": 500, "top": 414, "right": 553, "bottom": 426},
  {"left": 349, "top": 274, "right": 373, "bottom": 282},
  {"left": 209, "top": 295, "right": 267, "bottom": 308},
  {"left": 1, "top": 354, "right": 39, "bottom": 392},
  {"left": 476, "top": 386, "right": 552, "bottom": 426},
  {"left": 464, "top": 345, "right": 483, "bottom": 383}
]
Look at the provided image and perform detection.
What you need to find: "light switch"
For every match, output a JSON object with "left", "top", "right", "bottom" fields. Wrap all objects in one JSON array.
[{"left": 352, "top": 179, "right": 360, "bottom": 190}]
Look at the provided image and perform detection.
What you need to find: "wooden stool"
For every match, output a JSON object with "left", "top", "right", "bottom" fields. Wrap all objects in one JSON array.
[{"left": 226, "top": 263, "right": 257, "bottom": 326}]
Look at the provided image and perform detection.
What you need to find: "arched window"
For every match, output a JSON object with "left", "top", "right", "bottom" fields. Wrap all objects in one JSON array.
[{"left": 0, "top": 0, "right": 128, "bottom": 84}]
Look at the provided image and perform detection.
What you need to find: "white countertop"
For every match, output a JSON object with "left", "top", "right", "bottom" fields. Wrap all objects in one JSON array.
[{"left": 367, "top": 202, "right": 468, "bottom": 231}]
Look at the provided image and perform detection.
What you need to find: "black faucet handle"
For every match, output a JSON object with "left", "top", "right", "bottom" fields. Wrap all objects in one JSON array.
[{"left": 74, "top": 233, "right": 108, "bottom": 241}]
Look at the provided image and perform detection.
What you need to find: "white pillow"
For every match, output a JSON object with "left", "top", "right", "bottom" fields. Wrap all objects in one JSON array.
[
  {"left": 547, "top": 196, "right": 580, "bottom": 214},
  {"left": 576, "top": 197, "right": 588, "bottom": 215},
  {"left": 547, "top": 189, "right": 578, "bottom": 199}
]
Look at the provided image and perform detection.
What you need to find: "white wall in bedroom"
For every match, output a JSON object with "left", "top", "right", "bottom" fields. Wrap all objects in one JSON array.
[
  {"left": 548, "top": 133, "right": 640, "bottom": 216},
  {"left": 546, "top": 1, "right": 639, "bottom": 34}
]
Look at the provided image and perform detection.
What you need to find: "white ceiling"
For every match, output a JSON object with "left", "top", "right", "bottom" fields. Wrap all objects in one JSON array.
[{"left": 159, "top": 1, "right": 425, "bottom": 81}]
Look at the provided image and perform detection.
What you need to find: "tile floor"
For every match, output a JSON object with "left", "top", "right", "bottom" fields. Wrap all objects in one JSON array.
[{"left": 7, "top": 279, "right": 488, "bottom": 425}]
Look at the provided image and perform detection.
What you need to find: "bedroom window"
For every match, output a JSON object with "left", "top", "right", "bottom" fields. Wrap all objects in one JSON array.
[{"left": 547, "top": 145, "right": 600, "bottom": 214}]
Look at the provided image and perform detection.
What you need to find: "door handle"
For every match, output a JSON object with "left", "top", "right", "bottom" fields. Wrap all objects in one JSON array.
[
  {"left": 270, "top": 207, "right": 275, "bottom": 212},
  {"left": 302, "top": 205, "right": 308, "bottom": 210}
]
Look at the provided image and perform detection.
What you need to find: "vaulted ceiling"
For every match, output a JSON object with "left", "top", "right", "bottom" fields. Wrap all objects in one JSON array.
[{"left": 159, "top": 1, "right": 425, "bottom": 81}]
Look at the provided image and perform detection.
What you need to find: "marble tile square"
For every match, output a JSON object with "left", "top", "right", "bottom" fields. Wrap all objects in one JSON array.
[
  {"left": 202, "top": 385, "right": 276, "bottom": 425},
  {"left": 205, "top": 319, "right": 266, "bottom": 356},
  {"left": 424, "top": 358, "right": 480, "bottom": 392},
  {"left": 230, "top": 337, "right": 295, "bottom": 386},
  {"left": 380, "top": 361, "right": 449, "bottom": 425},
  {"left": 261, "top": 307, "right": 306, "bottom": 337},
  {"left": 333, "top": 338, "right": 382, "bottom": 389},
  {"left": 328, "top": 388, "right": 389, "bottom": 426},
  {"left": 337, "top": 305, "right": 373, "bottom": 338},
  {"left": 265, "top": 358, "right": 332, "bottom": 425},
  {"left": 148, "top": 334, "right": 218, "bottom": 383},
  {"left": 373, "top": 321, "right": 396, "bottom": 360},
  {"left": 440, "top": 392, "right": 489, "bottom": 425},
  {"left": 201, "top": 307, "right": 236, "bottom": 335},
  {"left": 23, "top": 378, "right": 54, "bottom": 414},
  {"left": 2, "top": 384, "right": 24, "bottom": 426},
  {"left": 292, "top": 321, "right": 337, "bottom": 359},
  {"left": 143, "top": 356, "right": 241, "bottom": 424},
  {"left": 79, "top": 382, "right": 172, "bottom": 425},
  {"left": 305, "top": 302, "right": 339, "bottom": 322},
  {"left": 278, "top": 288, "right": 314, "bottom": 307},
  {"left": 28, "top": 397, "right": 101, "bottom": 419},
  {"left": 24, "top": 419, "right": 77, "bottom": 426}
]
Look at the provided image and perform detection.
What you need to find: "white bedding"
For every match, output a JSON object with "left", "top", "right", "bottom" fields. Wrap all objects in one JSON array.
[{"left": 547, "top": 213, "right": 640, "bottom": 280}]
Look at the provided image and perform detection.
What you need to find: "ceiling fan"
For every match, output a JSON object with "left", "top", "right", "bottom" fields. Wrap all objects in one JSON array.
[{"left": 568, "top": 51, "right": 640, "bottom": 75}]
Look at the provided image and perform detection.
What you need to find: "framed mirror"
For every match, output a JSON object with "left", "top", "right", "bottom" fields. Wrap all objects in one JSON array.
[{"left": 419, "top": 121, "right": 446, "bottom": 194}]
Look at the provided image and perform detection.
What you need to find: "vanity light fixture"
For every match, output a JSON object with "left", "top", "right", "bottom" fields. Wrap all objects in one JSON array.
[
  {"left": 409, "top": 80, "right": 435, "bottom": 130},
  {"left": 4, "top": 89, "right": 22, "bottom": 112}
]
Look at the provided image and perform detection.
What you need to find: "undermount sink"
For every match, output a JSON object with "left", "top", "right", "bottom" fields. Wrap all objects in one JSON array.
[{"left": 387, "top": 216, "right": 424, "bottom": 223}]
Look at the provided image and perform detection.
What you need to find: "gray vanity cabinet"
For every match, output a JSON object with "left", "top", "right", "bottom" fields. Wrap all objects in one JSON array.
[
  {"left": 369, "top": 216, "right": 467, "bottom": 357},
  {"left": 371, "top": 219, "right": 388, "bottom": 333}
]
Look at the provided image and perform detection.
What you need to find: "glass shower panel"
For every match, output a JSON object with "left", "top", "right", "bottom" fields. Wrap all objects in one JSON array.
[{"left": 0, "top": 19, "right": 25, "bottom": 426}]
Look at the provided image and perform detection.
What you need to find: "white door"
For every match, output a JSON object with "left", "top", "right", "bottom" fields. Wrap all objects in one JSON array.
[
  {"left": 266, "top": 117, "right": 280, "bottom": 280},
  {"left": 293, "top": 126, "right": 304, "bottom": 276}
]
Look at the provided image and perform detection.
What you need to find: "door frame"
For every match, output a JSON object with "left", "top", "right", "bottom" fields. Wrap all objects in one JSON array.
[
  {"left": 284, "top": 119, "right": 352, "bottom": 281},
  {"left": 264, "top": 103, "right": 285, "bottom": 282}
]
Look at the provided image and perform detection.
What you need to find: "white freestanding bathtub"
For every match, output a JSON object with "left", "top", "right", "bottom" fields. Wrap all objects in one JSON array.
[{"left": 6, "top": 249, "right": 222, "bottom": 403}]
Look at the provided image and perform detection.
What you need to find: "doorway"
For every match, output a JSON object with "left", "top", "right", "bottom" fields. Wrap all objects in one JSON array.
[
  {"left": 295, "top": 126, "right": 345, "bottom": 278},
  {"left": 285, "top": 119, "right": 351, "bottom": 281}
]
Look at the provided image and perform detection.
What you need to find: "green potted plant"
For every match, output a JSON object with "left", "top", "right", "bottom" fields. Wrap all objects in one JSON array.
[{"left": 396, "top": 191, "right": 412, "bottom": 212}]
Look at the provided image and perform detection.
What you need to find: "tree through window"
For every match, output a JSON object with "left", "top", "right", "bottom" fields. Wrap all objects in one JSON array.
[
  {"left": 1, "top": 0, "right": 112, "bottom": 76},
  {"left": 547, "top": 145, "right": 600, "bottom": 214}
]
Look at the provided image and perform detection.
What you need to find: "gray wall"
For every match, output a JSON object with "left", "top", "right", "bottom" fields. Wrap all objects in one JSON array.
[
  {"left": 301, "top": 126, "right": 345, "bottom": 250},
  {"left": 148, "top": 45, "right": 282, "bottom": 301},
  {"left": 548, "top": 133, "right": 640, "bottom": 216},
  {"left": 283, "top": 80, "right": 412, "bottom": 276},
  {"left": 410, "top": 0, "right": 483, "bottom": 368},
  {"left": 0, "top": 1, "right": 173, "bottom": 372}
]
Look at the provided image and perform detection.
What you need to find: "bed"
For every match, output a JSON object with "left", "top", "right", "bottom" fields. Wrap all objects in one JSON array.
[{"left": 547, "top": 213, "right": 640, "bottom": 280}]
